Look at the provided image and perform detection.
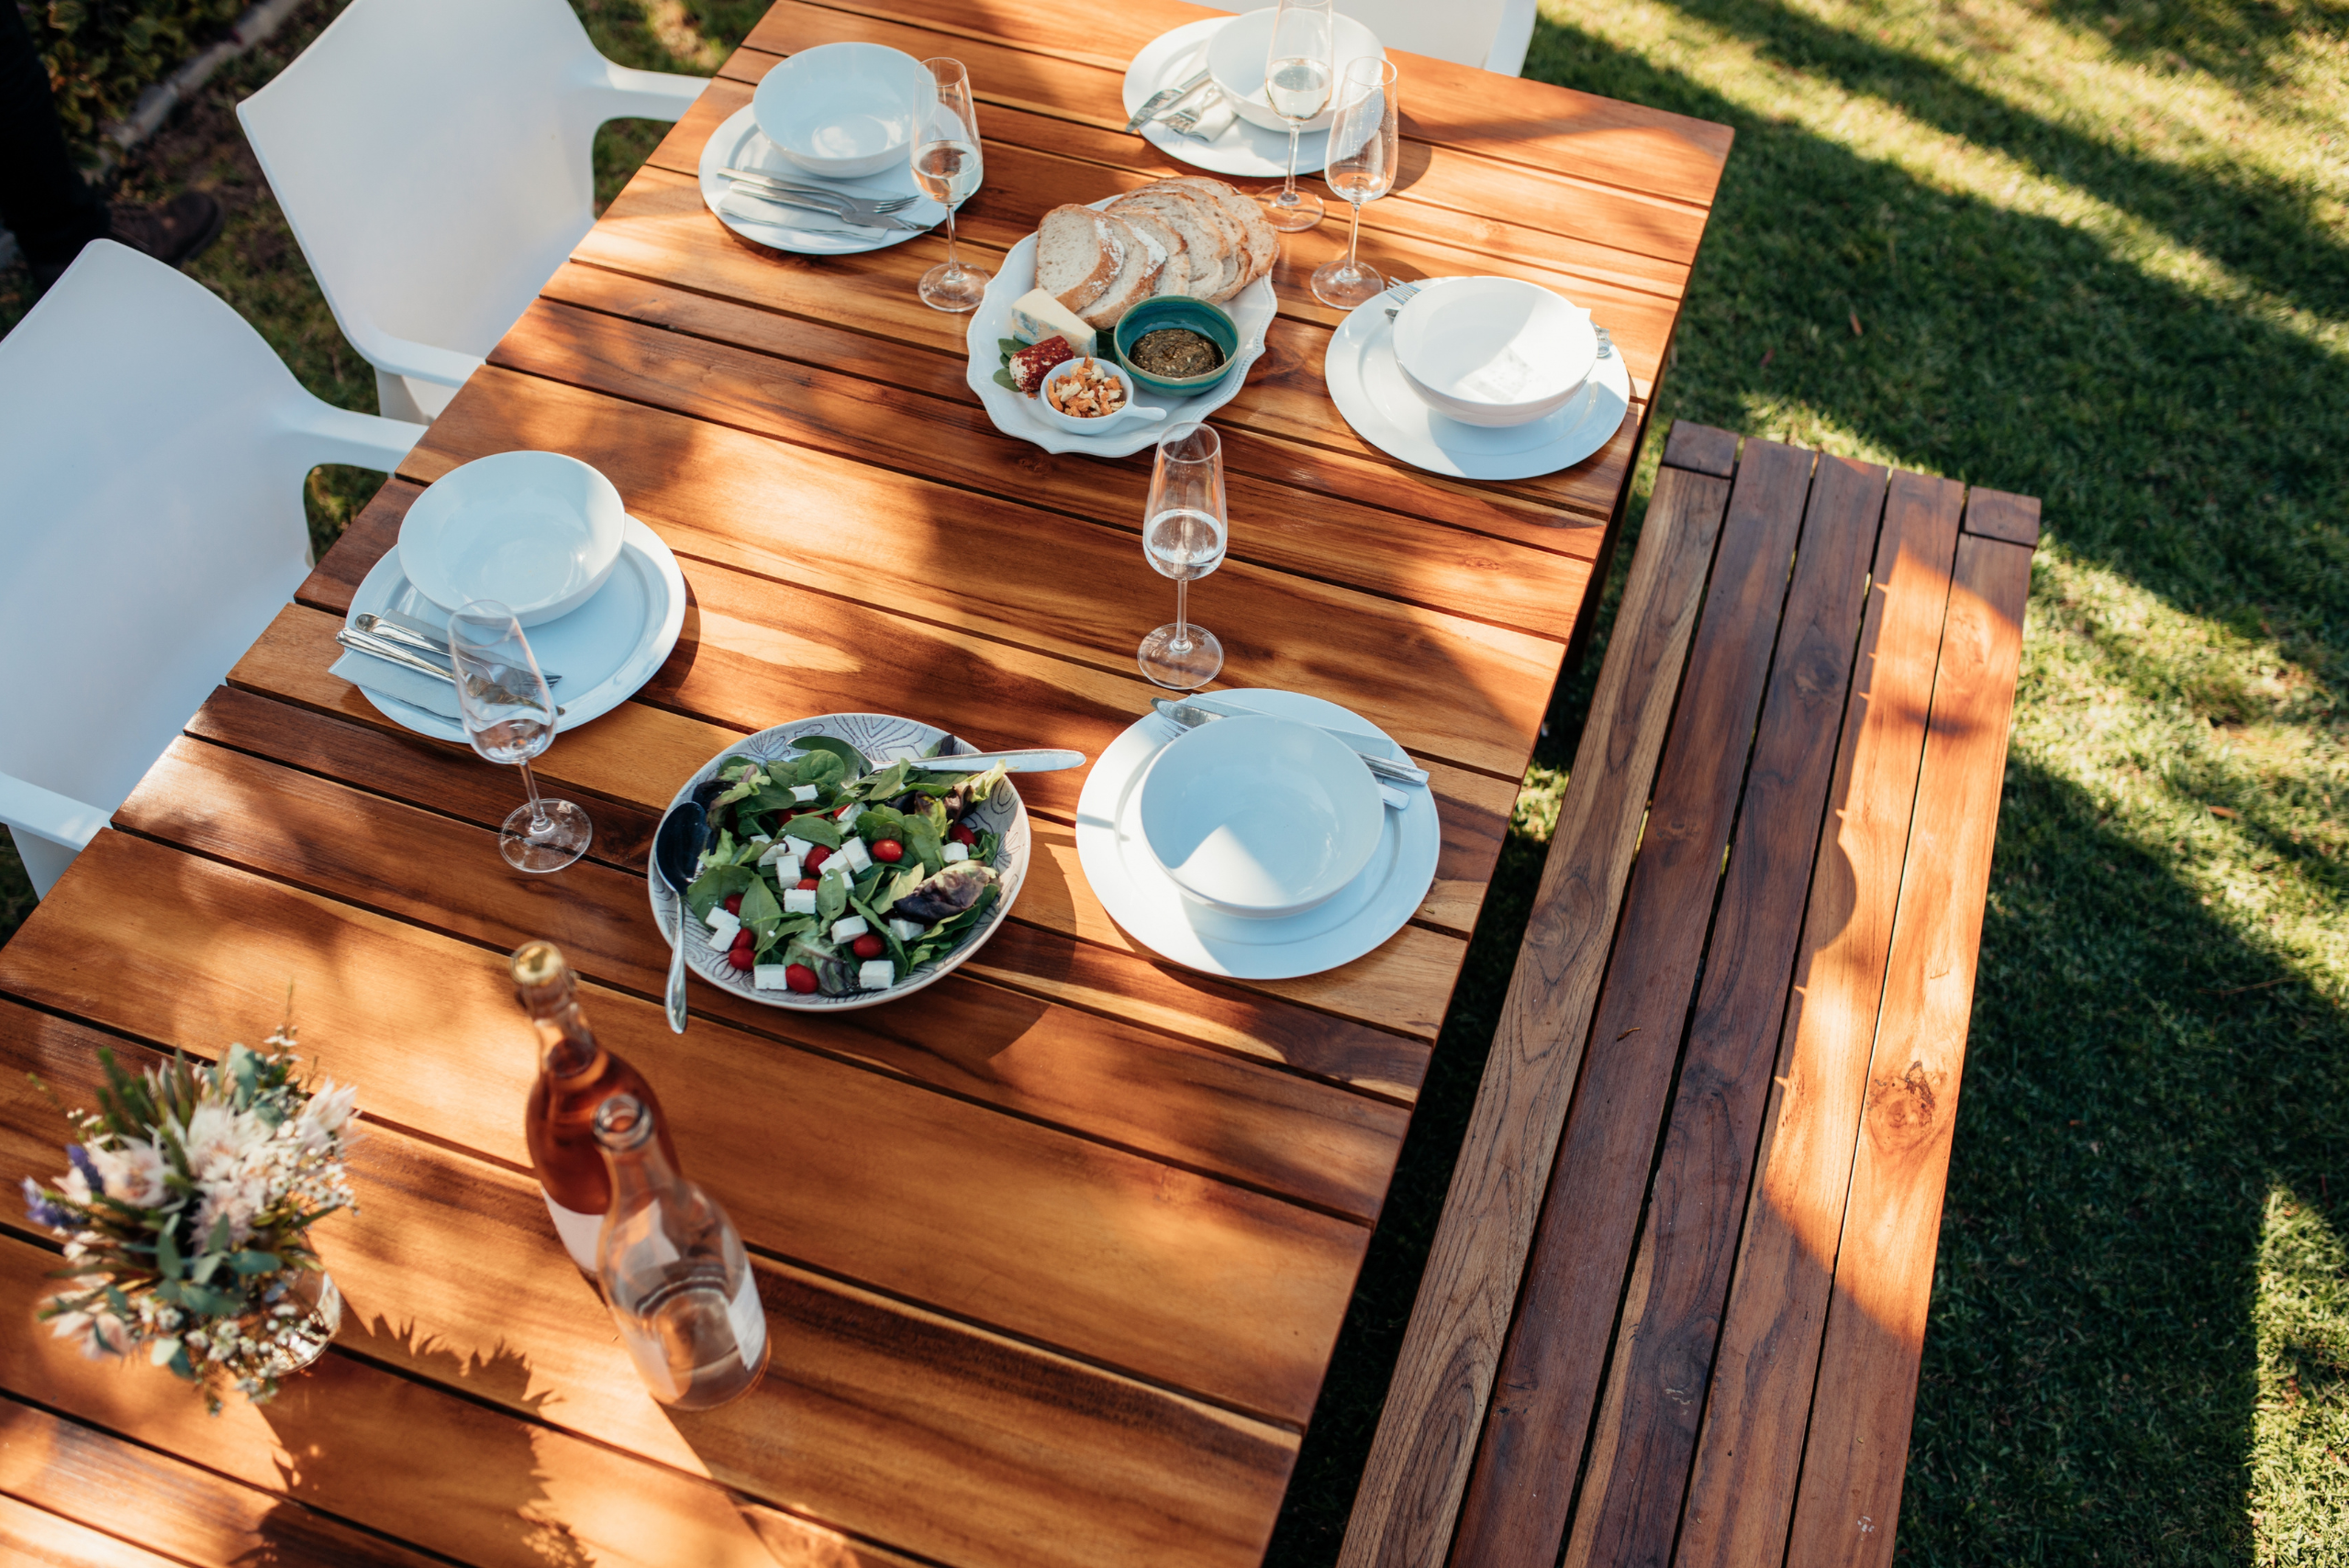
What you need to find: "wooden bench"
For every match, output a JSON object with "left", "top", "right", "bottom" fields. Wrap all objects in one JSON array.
[{"left": 1338, "top": 423, "right": 2041, "bottom": 1568}]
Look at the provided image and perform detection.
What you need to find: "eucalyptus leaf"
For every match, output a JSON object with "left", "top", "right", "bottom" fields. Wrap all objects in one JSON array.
[
  {"left": 228, "top": 1250, "right": 282, "bottom": 1275},
  {"left": 155, "top": 1223, "right": 183, "bottom": 1281}
]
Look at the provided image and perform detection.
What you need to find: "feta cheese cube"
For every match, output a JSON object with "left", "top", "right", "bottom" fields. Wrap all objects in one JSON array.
[
  {"left": 821, "top": 855, "right": 851, "bottom": 879},
  {"left": 781, "top": 835, "right": 815, "bottom": 860},
  {"left": 837, "top": 804, "right": 863, "bottom": 828},
  {"left": 942, "top": 841, "right": 970, "bottom": 863},
  {"left": 857, "top": 959, "right": 896, "bottom": 990},
  {"left": 839, "top": 837, "right": 873, "bottom": 873},
  {"left": 768, "top": 855, "right": 804, "bottom": 884},
  {"left": 790, "top": 784, "right": 818, "bottom": 802},
  {"left": 887, "top": 917, "right": 924, "bottom": 942},
  {"left": 783, "top": 888, "right": 818, "bottom": 914},
  {"left": 831, "top": 916, "right": 869, "bottom": 942},
  {"left": 753, "top": 963, "right": 791, "bottom": 992},
  {"left": 706, "top": 909, "right": 741, "bottom": 947},
  {"left": 704, "top": 903, "right": 732, "bottom": 930}
]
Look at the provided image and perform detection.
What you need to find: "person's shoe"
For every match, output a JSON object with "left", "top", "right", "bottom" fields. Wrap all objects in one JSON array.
[{"left": 107, "top": 191, "right": 225, "bottom": 269}]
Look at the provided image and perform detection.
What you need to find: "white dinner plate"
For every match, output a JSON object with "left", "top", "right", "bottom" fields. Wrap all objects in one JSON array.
[
  {"left": 696, "top": 105, "right": 949, "bottom": 256},
  {"left": 1123, "top": 17, "right": 1336, "bottom": 179},
  {"left": 1074, "top": 690, "right": 1440, "bottom": 979},
  {"left": 343, "top": 517, "right": 685, "bottom": 742},
  {"left": 645, "top": 714, "right": 1030, "bottom": 1014},
  {"left": 964, "top": 197, "right": 1276, "bottom": 457},
  {"left": 1325, "top": 285, "right": 1635, "bottom": 481}
]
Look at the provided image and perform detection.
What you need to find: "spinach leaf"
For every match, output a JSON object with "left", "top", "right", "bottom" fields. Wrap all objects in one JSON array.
[
  {"left": 780, "top": 812, "right": 843, "bottom": 850},
  {"left": 877, "top": 864, "right": 924, "bottom": 912},
  {"left": 686, "top": 862, "right": 755, "bottom": 919},
  {"left": 816, "top": 873, "right": 849, "bottom": 924},
  {"left": 851, "top": 890, "right": 912, "bottom": 976},
  {"left": 790, "top": 739, "right": 863, "bottom": 782}
]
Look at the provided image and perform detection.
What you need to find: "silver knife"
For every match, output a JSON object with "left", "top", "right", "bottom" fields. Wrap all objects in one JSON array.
[
  {"left": 718, "top": 187, "right": 925, "bottom": 234},
  {"left": 921, "top": 749, "right": 1086, "bottom": 773},
  {"left": 337, "top": 628, "right": 564, "bottom": 716},
  {"left": 1126, "top": 66, "right": 1213, "bottom": 132},
  {"left": 1153, "top": 697, "right": 1431, "bottom": 786},
  {"left": 351, "top": 612, "right": 560, "bottom": 684}
]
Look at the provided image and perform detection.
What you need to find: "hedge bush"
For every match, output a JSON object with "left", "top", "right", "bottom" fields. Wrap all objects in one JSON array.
[{"left": 22, "top": 0, "right": 250, "bottom": 159}]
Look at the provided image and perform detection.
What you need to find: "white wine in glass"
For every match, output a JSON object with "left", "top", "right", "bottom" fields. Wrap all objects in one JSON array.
[
  {"left": 449, "top": 598, "right": 592, "bottom": 873},
  {"left": 1138, "top": 424, "right": 1229, "bottom": 690},
  {"left": 1256, "top": 0, "right": 1332, "bottom": 233},
  {"left": 1313, "top": 58, "right": 1398, "bottom": 309},
  {"left": 915, "top": 58, "right": 989, "bottom": 313}
]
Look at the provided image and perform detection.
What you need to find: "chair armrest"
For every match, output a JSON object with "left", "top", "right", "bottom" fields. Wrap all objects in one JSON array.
[
  {"left": 281, "top": 399, "right": 428, "bottom": 473},
  {"left": 346, "top": 321, "right": 486, "bottom": 389},
  {"left": 0, "top": 771, "right": 107, "bottom": 853},
  {"left": 580, "top": 62, "right": 708, "bottom": 126}
]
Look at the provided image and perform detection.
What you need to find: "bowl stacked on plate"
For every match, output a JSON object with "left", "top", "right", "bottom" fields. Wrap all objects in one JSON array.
[
  {"left": 1389, "top": 278, "right": 1602, "bottom": 428},
  {"left": 397, "top": 451, "right": 628, "bottom": 625},
  {"left": 750, "top": 42, "right": 930, "bottom": 180}
]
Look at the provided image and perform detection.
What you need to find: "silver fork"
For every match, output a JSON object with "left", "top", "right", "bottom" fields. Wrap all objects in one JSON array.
[
  {"left": 1382, "top": 279, "right": 1424, "bottom": 320},
  {"left": 716, "top": 168, "right": 919, "bottom": 215}
]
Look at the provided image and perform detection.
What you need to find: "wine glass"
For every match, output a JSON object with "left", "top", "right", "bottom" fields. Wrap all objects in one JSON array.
[
  {"left": 913, "top": 58, "right": 989, "bottom": 313},
  {"left": 1257, "top": 0, "right": 1332, "bottom": 233},
  {"left": 1312, "top": 59, "right": 1399, "bottom": 308},
  {"left": 1137, "top": 424, "right": 1229, "bottom": 690},
  {"left": 448, "top": 599, "right": 592, "bottom": 873}
]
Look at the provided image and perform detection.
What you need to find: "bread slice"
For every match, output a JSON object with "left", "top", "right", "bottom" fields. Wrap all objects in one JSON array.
[
  {"left": 1076, "top": 212, "right": 1165, "bottom": 330},
  {"left": 1111, "top": 185, "right": 1239, "bottom": 300},
  {"left": 1174, "top": 177, "right": 1278, "bottom": 295},
  {"left": 1116, "top": 208, "right": 1193, "bottom": 298},
  {"left": 1036, "top": 205, "right": 1121, "bottom": 313}
]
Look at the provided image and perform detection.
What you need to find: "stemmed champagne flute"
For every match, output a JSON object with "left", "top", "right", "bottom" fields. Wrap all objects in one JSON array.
[
  {"left": 449, "top": 600, "right": 592, "bottom": 873},
  {"left": 1312, "top": 58, "right": 1399, "bottom": 308},
  {"left": 1138, "top": 424, "right": 1230, "bottom": 689},
  {"left": 913, "top": 57, "right": 989, "bottom": 313},
  {"left": 1256, "top": 0, "right": 1332, "bottom": 233}
]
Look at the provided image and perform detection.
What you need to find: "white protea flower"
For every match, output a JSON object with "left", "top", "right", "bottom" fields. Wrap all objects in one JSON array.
[
  {"left": 89, "top": 1139, "right": 168, "bottom": 1207},
  {"left": 294, "top": 1081, "right": 358, "bottom": 1153},
  {"left": 180, "top": 1102, "right": 262, "bottom": 1185},
  {"left": 49, "top": 1307, "right": 132, "bottom": 1360}
]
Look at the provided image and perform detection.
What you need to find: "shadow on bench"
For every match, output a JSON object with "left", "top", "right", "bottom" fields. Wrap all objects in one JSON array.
[{"left": 1340, "top": 421, "right": 2041, "bottom": 1568}]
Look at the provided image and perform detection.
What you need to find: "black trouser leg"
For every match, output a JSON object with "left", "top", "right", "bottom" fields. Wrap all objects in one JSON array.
[{"left": 0, "top": 6, "right": 108, "bottom": 269}]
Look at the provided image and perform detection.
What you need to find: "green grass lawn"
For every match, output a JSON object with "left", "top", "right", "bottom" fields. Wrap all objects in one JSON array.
[{"left": 4, "top": 0, "right": 2344, "bottom": 1562}]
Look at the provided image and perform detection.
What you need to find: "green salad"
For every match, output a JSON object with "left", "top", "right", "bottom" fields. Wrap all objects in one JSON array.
[{"left": 685, "top": 740, "right": 1008, "bottom": 997}]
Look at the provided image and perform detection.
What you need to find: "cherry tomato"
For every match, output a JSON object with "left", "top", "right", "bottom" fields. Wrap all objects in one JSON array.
[
  {"left": 871, "top": 838, "right": 904, "bottom": 863},
  {"left": 851, "top": 932, "right": 885, "bottom": 961},
  {"left": 725, "top": 947, "right": 754, "bottom": 972},
  {"left": 804, "top": 844, "right": 833, "bottom": 873},
  {"left": 796, "top": 878, "right": 819, "bottom": 891},
  {"left": 949, "top": 823, "right": 977, "bottom": 847},
  {"left": 723, "top": 893, "right": 743, "bottom": 914},
  {"left": 785, "top": 963, "right": 819, "bottom": 994},
  {"left": 731, "top": 928, "right": 754, "bottom": 952}
]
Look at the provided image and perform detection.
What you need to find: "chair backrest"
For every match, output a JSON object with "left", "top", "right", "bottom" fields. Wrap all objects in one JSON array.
[
  {"left": 0, "top": 243, "right": 324, "bottom": 831},
  {"left": 1197, "top": 0, "right": 1539, "bottom": 74},
  {"left": 236, "top": 0, "right": 608, "bottom": 364}
]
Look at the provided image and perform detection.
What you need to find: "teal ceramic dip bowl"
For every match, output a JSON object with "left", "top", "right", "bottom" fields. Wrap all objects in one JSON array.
[{"left": 1114, "top": 296, "right": 1243, "bottom": 397}]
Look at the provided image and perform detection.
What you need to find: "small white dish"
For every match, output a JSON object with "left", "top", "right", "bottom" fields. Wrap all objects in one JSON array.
[
  {"left": 397, "top": 451, "right": 627, "bottom": 627},
  {"left": 697, "top": 105, "right": 948, "bottom": 257},
  {"left": 342, "top": 517, "right": 685, "bottom": 741},
  {"left": 966, "top": 197, "right": 1275, "bottom": 457},
  {"left": 1121, "top": 18, "right": 1334, "bottom": 178},
  {"left": 646, "top": 714, "right": 1028, "bottom": 1014},
  {"left": 1392, "top": 278, "right": 1599, "bottom": 428},
  {"left": 1075, "top": 690, "right": 1440, "bottom": 980},
  {"left": 751, "top": 42, "right": 926, "bottom": 180},
  {"left": 1140, "top": 716, "right": 1385, "bottom": 917},
  {"left": 1325, "top": 285, "right": 1633, "bottom": 482},
  {"left": 1206, "top": 7, "right": 1386, "bottom": 135},
  {"left": 1031, "top": 356, "right": 1163, "bottom": 434}
]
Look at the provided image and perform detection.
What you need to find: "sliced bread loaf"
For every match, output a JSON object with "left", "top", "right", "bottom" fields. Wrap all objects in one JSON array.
[
  {"left": 1111, "top": 185, "right": 1240, "bottom": 300},
  {"left": 1174, "top": 177, "right": 1279, "bottom": 291},
  {"left": 1077, "top": 211, "right": 1166, "bottom": 329},
  {"left": 1036, "top": 205, "right": 1122, "bottom": 313},
  {"left": 1116, "top": 208, "right": 1193, "bottom": 298}
]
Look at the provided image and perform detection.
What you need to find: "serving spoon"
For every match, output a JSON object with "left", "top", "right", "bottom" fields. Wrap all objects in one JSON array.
[{"left": 651, "top": 800, "right": 708, "bottom": 1034}]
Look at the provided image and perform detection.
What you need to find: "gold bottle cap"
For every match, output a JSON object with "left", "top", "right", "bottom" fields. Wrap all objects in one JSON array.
[{"left": 511, "top": 940, "right": 568, "bottom": 987}]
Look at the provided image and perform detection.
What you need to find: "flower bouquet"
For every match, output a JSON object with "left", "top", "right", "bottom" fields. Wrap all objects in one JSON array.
[{"left": 20, "top": 1023, "right": 357, "bottom": 1412}]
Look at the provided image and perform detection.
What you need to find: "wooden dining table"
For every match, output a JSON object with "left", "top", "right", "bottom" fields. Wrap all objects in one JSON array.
[{"left": 0, "top": 5, "right": 1730, "bottom": 1564}]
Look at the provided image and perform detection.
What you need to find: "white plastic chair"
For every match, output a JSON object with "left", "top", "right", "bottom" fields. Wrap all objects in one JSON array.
[
  {"left": 0, "top": 241, "right": 425, "bottom": 898},
  {"left": 1197, "top": 0, "right": 1541, "bottom": 75},
  {"left": 237, "top": 0, "right": 705, "bottom": 423}
]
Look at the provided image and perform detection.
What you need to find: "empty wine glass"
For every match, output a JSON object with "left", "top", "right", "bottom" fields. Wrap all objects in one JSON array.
[
  {"left": 1257, "top": 0, "right": 1332, "bottom": 233},
  {"left": 1138, "top": 424, "right": 1229, "bottom": 690},
  {"left": 449, "top": 599, "right": 592, "bottom": 873},
  {"left": 1313, "top": 59, "right": 1399, "bottom": 308},
  {"left": 914, "top": 58, "right": 989, "bottom": 313}
]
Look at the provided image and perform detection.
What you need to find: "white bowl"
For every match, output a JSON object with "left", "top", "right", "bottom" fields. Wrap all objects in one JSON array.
[
  {"left": 1391, "top": 278, "right": 1600, "bottom": 428},
  {"left": 752, "top": 42, "right": 928, "bottom": 180},
  {"left": 1138, "top": 716, "right": 1385, "bottom": 918},
  {"left": 1207, "top": 8, "right": 1385, "bottom": 135},
  {"left": 1032, "top": 356, "right": 1160, "bottom": 434},
  {"left": 397, "top": 451, "right": 627, "bottom": 627}
]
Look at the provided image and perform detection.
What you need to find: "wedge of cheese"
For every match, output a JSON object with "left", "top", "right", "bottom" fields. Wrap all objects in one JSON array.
[{"left": 1008, "top": 288, "right": 1097, "bottom": 355}]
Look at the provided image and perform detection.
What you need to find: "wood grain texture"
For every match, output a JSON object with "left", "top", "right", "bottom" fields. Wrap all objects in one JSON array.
[
  {"left": 1336, "top": 463, "right": 1732, "bottom": 1568},
  {"left": 114, "top": 733, "right": 1410, "bottom": 1221},
  {"left": 1557, "top": 455, "right": 1888, "bottom": 1568},
  {"left": 0, "top": 834, "right": 1364, "bottom": 1428},
  {"left": 0, "top": 1495, "right": 188, "bottom": 1568},
  {"left": 0, "top": 1006, "right": 1294, "bottom": 1568},
  {"left": 1674, "top": 469, "right": 1965, "bottom": 1568},
  {"left": 1661, "top": 420, "right": 1740, "bottom": 478},
  {"left": 1959, "top": 486, "right": 2043, "bottom": 549},
  {"left": 1450, "top": 439, "right": 1816, "bottom": 1568},
  {"left": 1782, "top": 534, "right": 2031, "bottom": 1568}
]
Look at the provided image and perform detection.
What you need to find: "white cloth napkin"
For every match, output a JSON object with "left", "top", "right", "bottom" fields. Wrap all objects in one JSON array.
[
  {"left": 1174, "top": 85, "right": 1241, "bottom": 143},
  {"left": 328, "top": 650, "right": 464, "bottom": 721}
]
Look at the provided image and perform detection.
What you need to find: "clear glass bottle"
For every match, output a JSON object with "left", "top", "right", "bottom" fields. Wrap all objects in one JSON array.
[
  {"left": 592, "top": 1093, "right": 769, "bottom": 1410},
  {"left": 513, "top": 940, "right": 678, "bottom": 1274}
]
